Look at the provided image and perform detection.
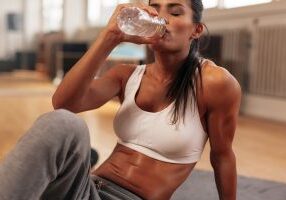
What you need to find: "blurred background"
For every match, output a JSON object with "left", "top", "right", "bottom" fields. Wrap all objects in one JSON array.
[{"left": 0, "top": 0, "right": 285, "bottom": 193}]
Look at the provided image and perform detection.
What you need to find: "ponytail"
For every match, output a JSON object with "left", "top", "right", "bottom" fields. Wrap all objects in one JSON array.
[{"left": 167, "top": 39, "right": 202, "bottom": 124}]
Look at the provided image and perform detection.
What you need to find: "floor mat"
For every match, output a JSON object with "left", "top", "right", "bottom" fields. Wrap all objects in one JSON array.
[{"left": 171, "top": 169, "right": 286, "bottom": 200}]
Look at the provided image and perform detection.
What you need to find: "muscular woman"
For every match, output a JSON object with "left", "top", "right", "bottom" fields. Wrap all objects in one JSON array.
[{"left": 0, "top": 0, "right": 241, "bottom": 199}]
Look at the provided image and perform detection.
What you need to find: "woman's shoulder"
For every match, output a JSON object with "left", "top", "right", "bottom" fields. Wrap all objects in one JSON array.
[
  {"left": 105, "top": 63, "right": 138, "bottom": 84},
  {"left": 111, "top": 63, "right": 141, "bottom": 102},
  {"left": 200, "top": 58, "right": 239, "bottom": 90},
  {"left": 111, "top": 63, "right": 137, "bottom": 77},
  {"left": 200, "top": 59, "right": 241, "bottom": 108}
]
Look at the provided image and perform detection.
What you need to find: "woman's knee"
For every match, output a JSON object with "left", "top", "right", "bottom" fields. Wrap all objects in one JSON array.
[{"left": 30, "top": 109, "right": 90, "bottom": 145}]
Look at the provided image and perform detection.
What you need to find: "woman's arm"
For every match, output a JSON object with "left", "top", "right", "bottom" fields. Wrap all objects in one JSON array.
[
  {"left": 203, "top": 66, "right": 241, "bottom": 200},
  {"left": 52, "top": 3, "right": 159, "bottom": 113},
  {"left": 52, "top": 29, "right": 121, "bottom": 113}
]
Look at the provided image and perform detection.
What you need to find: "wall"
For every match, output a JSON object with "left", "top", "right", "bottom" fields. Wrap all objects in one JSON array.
[
  {"left": 23, "top": 0, "right": 42, "bottom": 50},
  {"left": 203, "top": 1, "right": 286, "bottom": 122},
  {"left": 0, "top": 0, "right": 23, "bottom": 59},
  {"left": 0, "top": 0, "right": 43, "bottom": 59},
  {"left": 63, "top": 0, "right": 87, "bottom": 40},
  {"left": 204, "top": 1, "right": 286, "bottom": 30},
  {"left": 0, "top": 0, "right": 285, "bottom": 122}
]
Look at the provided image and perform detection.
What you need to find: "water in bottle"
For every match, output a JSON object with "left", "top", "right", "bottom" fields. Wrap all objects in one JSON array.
[{"left": 117, "top": 7, "right": 166, "bottom": 38}]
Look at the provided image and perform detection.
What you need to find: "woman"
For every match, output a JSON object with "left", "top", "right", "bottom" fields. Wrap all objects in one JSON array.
[{"left": 0, "top": 0, "right": 241, "bottom": 199}]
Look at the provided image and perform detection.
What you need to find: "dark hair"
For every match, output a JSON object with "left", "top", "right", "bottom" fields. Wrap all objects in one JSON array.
[{"left": 149, "top": 0, "right": 206, "bottom": 124}]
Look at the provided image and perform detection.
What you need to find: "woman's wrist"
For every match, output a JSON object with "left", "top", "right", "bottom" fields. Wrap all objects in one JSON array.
[
  {"left": 87, "top": 28, "right": 121, "bottom": 61},
  {"left": 99, "top": 28, "right": 122, "bottom": 47}
]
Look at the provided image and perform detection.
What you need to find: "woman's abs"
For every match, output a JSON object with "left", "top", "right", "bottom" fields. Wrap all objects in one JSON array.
[{"left": 91, "top": 143, "right": 196, "bottom": 200}]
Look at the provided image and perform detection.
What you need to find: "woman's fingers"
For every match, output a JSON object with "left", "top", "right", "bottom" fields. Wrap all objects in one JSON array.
[
  {"left": 104, "top": 3, "right": 160, "bottom": 44},
  {"left": 137, "top": 2, "right": 158, "bottom": 16}
]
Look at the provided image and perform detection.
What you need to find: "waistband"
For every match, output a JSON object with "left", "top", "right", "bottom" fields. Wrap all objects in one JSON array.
[{"left": 91, "top": 175, "right": 143, "bottom": 200}]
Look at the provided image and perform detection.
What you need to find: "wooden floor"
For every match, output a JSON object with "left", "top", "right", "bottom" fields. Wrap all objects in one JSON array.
[{"left": 0, "top": 70, "right": 286, "bottom": 184}]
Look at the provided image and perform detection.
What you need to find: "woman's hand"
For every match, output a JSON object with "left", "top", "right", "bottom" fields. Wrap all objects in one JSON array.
[{"left": 103, "top": 2, "right": 160, "bottom": 45}]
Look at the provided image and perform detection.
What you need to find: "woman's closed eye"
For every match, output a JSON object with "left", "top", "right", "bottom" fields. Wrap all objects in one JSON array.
[
  {"left": 171, "top": 12, "right": 181, "bottom": 16},
  {"left": 169, "top": 8, "right": 184, "bottom": 16}
]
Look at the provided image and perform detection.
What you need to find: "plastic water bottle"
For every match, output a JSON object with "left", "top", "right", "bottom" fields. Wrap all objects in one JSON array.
[{"left": 117, "top": 7, "right": 166, "bottom": 38}]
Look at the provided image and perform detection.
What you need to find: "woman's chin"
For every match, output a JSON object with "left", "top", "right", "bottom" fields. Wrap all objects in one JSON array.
[
  {"left": 148, "top": 42, "right": 176, "bottom": 53},
  {"left": 148, "top": 34, "right": 178, "bottom": 52}
]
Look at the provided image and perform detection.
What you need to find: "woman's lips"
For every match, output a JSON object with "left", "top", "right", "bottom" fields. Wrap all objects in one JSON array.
[{"left": 162, "top": 30, "right": 170, "bottom": 39}]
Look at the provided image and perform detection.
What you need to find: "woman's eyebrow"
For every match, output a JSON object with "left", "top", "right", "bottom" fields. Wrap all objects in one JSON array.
[
  {"left": 168, "top": 3, "right": 184, "bottom": 8},
  {"left": 149, "top": 3, "right": 160, "bottom": 8},
  {"left": 149, "top": 3, "right": 184, "bottom": 8}
]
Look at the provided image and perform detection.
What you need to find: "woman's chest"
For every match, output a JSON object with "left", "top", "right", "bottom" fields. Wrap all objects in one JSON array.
[
  {"left": 135, "top": 80, "right": 172, "bottom": 113},
  {"left": 113, "top": 99, "right": 207, "bottom": 159}
]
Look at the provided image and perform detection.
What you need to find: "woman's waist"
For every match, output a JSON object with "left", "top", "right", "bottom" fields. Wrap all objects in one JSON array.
[
  {"left": 91, "top": 175, "right": 144, "bottom": 200},
  {"left": 91, "top": 143, "right": 195, "bottom": 199}
]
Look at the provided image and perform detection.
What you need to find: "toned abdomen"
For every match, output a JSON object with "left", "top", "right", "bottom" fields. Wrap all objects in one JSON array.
[{"left": 91, "top": 143, "right": 196, "bottom": 200}]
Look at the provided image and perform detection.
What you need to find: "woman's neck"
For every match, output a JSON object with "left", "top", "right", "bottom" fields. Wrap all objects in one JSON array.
[{"left": 149, "top": 50, "right": 189, "bottom": 82}]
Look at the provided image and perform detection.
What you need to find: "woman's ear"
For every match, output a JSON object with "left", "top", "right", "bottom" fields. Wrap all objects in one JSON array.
[{"left": 190, "top": 23, "right": 204, "bottom": 39}]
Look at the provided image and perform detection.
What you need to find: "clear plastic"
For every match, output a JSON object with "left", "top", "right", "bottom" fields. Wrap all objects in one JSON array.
[{"left": 117, "top": 7, "right": 166, "bottom": 38}]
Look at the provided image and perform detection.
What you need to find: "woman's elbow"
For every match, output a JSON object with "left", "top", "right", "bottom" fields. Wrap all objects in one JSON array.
[
  {"left": 210, "top": 148, "right": 236, "bottom": 165},
  {"left": 52, "top": 94, "right": 69, "bottom": 110}
]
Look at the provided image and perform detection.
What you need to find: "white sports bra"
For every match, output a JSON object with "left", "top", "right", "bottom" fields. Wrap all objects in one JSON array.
[{"left": 113, "top": 64, "right": 208, "bottom": 164}]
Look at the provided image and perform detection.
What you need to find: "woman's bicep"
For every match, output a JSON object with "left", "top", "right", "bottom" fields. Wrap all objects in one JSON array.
[
  {"left": 207, "top": 107, "right": 238, "bottom": 155},
  {"left": 79, "top": 77, "right": 121, "bottom": 111},
  {"left": 204, "top": 67, "right": 241, "bottom": 155},
  {"left": 71, "top": 66, "right": 123, "bottom": 113},
  {"left": 72, "top": 64, "right": 135, "bottom": 113}
]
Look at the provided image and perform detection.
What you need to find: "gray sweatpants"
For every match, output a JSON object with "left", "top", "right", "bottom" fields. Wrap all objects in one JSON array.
[{"left": 0, "top": 109, "right": 100, "bottom": 200}]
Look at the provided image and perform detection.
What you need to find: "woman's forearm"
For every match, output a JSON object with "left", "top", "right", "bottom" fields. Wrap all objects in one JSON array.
[
  {"left": 211, "top": 150, "right": 237, "bottom": 200},
  {"left": 52, "top": 30, "right": 120, "bottom": 109}
]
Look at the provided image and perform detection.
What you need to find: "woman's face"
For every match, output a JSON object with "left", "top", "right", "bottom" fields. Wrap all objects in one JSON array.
[{"left": 148, "top": 0, "right": 197, "bottom": 53}]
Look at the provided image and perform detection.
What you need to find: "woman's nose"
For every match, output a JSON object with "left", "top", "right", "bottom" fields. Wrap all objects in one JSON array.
[
  {"left": 156, "top": 10, "right": 169, "bottom": 24},
  {"left": 158, "top": 14, "right": 169, "bottom": 24}
]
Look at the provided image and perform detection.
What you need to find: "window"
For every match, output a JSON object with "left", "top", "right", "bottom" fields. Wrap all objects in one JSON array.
[
  {"left": 202, "top": 0, "right": 218, "bottom": 9},
  {"left": 224, "top": 0, "right": 272, "bottom": 9},
  {"left": 42, "top": 0, "right": 64, "bottom": 32},
  {"left": 88, "top": 0, "right": 130, "bottom": 26},
  {"left": 102, "top": 0, "right": 118, "bottom": 7},
  {"left": 88, "top": 0, "right": 101, "bottom": 26},
  {"left": 202, "top": 0, "right": 273, "bottom": 10}
]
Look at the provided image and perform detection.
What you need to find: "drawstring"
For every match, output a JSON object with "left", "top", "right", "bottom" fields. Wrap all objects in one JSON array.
[{"left": 94, "top": 179, "right": 105, "bottom": 190}]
